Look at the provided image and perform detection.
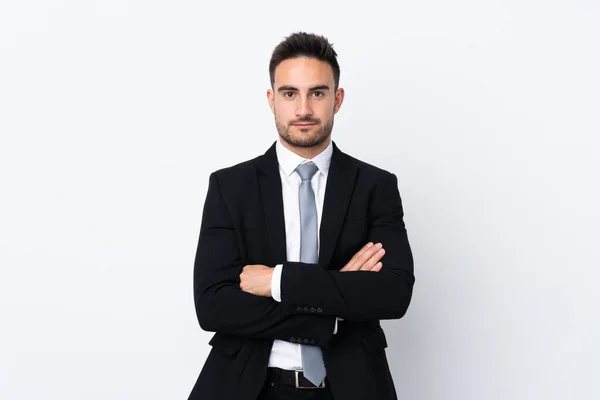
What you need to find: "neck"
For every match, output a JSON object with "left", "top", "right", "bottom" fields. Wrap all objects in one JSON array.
[{"left": 279, "top": 137, "right": 331, "bottom": 159}]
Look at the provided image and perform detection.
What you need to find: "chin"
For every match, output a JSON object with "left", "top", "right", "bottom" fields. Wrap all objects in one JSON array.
[{"left": 291, "top": 135, "right": 329, "bottom": 148}]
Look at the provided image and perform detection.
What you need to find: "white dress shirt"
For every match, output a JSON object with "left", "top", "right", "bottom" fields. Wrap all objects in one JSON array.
[{"left": 267, "top": 139, "right": 336, "bottom": 370}]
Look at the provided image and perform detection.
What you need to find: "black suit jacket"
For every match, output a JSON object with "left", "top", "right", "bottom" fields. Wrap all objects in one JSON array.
[{"left": 188, "top": 141, "right": 414, "bottom": 400}]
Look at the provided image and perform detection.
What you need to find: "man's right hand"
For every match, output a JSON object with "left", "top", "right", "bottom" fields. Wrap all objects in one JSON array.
[{"left": 339, "top": 242, "right": 385, "bottom": 272}]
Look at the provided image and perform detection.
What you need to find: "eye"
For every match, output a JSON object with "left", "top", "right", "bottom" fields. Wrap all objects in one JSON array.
[
  {"left": 283, "top": 91, "right": 296, "bottom": 99},
  {"left": 312, "top": 91, "right": 325, "bottom": 98}
]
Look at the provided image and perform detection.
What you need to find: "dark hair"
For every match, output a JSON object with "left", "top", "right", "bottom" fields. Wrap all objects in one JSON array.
[{"left": 269, "top": 32, "right": 340, "bottom": 89}]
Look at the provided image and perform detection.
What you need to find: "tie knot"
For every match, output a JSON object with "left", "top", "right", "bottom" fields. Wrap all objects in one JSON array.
[{"left": 295, "top": 162, "right": 319, "bottom": 181}]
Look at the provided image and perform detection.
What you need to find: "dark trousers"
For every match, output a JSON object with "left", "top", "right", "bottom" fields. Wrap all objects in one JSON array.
[{"left": 257, "top": 368, "right": 335, "bottom": 400}]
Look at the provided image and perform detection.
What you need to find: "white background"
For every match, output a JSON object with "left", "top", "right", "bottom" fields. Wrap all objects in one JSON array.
[{"left": 1, "top": 1, "right": 599, "bottom": 399}]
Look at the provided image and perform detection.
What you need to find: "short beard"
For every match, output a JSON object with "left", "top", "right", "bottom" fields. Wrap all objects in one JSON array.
[{"left": 276, "top": 117, "right": 334, "bottom": 148}]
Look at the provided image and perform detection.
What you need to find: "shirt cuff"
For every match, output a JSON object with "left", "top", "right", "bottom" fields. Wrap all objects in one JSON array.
[
  {"left": 271, "top": 264, "right": 283, "bottom": 302},
  {"left": 333, "top": 318, "right": 338, "bottom": 335}
]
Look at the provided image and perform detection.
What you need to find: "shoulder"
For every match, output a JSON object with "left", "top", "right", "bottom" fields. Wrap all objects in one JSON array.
[
  {"left": 350, "top": 154, "right": 392, "bottom": 176},
  {"left": 336, "top": 147, "right": 396, "bottom": 184},
  {"left": 210, "top": 157, "right": 259, "bottom": 181}
]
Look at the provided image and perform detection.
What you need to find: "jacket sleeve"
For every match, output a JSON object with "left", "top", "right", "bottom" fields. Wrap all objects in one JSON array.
[
  {"left": 280, "top": 173, "right": 415, "bottom": 321},
  {"left": 193, "top": 172, "right": 336, "bottom": 347}
]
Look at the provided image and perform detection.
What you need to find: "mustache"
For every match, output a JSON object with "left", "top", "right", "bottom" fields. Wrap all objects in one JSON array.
[{"left": 290, "top": 117, "right": 320, "bottom": 125}]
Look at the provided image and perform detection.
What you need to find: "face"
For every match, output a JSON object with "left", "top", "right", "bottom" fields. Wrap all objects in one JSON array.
[{"left": 267, "top": 57, "right": 344, "bottom": 150}]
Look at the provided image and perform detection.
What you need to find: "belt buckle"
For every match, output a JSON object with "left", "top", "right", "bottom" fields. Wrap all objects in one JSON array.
[{"left": 294, "top": 370, "right": 326, "bottom": 389}]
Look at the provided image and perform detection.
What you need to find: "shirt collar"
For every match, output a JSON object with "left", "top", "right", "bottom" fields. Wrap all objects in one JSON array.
[{"left": 276, "top": 138, "right": 333, "bottom": 178}]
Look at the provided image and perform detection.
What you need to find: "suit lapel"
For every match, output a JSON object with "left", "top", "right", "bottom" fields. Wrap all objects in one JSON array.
[
  {"left": 319, "top": 142, "right": 357, "bottom": 269},
  {"left": 256, "top": 142, "right": 287, "bottom": 265},
  {"left": 256, "top": 141, "right": 357, "bottom": 269}
]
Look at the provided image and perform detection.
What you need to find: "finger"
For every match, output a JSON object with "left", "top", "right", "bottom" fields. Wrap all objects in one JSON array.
[
  {"left": 348, "top": 242, "right": 374, "bottom": 269},
  {"left": 343, "top": 242, "right": 374, "bottom": 271},
  {"left": 366, "top": 249, "right": 385, "bottom": 270},
  {"left": 354, "top": 243, "right": 381, "bottom": 269},
  {"left": 359, "top": 247, "right": 385, "bottom": 270},
  {"left": 370, "top": 262, "right": 382, "bottom": 272},
  {"left": 357, "top": 244, "right": 384, "bottom": 270}
]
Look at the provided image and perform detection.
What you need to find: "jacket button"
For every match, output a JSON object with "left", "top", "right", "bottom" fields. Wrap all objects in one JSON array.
[
  {"left": 303, "top": 306, "right": 309, "bottom": 312},
  {"left": 296, "top": 306, "right": 303, "bottom": 312},
  {"left": 303, "top": 339, "right": 309, "bottom": 344},
  {"left": 309, "top": 340, "right": 316, "bottom": 345},
  {"left": 290, "top": 337, "right": 296, "bottom": 343},
  {"left": 310, "top": 307, "right": 316, "bottom": 313},
  {"left": 316, "top": 307, "right": 323, "bottom": 313}
]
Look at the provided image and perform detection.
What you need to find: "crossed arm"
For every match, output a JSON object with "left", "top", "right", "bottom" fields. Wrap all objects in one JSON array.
[{"left": 193, "top": 172, "right": 414, "bottom": 347}]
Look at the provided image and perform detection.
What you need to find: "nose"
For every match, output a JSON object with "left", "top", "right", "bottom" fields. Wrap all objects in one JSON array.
[{"left": 295, "top": 95, "right": 313, "bottom": 118}]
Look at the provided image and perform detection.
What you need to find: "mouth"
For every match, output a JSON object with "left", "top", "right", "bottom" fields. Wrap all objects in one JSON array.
[{"left": 292, "top": 123, "right": 318, "bottom": 128}]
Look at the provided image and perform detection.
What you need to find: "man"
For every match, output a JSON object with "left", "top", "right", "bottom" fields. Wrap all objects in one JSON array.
[{"left": 188, "top": 32, "right": 414, "bottom": 400}]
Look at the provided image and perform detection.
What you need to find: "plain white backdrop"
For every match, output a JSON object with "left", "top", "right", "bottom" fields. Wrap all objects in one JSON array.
[{"left": 1, "top": 1, "right": 599, "bottom": 399}]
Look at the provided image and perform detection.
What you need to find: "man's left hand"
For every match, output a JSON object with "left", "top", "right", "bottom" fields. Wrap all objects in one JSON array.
[{"left": 240, "top": 264, "right": 274, "bottom": 297}]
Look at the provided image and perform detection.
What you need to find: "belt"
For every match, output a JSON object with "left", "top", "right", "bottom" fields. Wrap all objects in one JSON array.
[{"left": 266, "top": 367, "right": 328, "bottom": 389}]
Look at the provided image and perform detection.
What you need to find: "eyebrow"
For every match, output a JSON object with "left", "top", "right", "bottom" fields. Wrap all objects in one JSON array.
[{"left": 277, "top": 85, "right": 331, "bottom": 92}]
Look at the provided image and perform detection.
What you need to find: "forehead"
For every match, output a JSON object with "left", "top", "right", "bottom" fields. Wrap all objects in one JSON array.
[{"left": 274, "top": 56, "right": 334, "bottom": 88}]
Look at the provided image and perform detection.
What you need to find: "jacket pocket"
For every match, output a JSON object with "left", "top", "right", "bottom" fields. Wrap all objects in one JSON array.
[
  {"left": 361, "top": 327, "right": 388, "bottom": 353},
  {"left": 208, "top": 333, "right": 243, "bottom": 356}
]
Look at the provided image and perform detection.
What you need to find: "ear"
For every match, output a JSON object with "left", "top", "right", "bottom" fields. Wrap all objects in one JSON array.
[
  {"left": 333, "top": 87, "right": 345, "bottom": 114},
  {"left": 267, "top": 89, "right": 275, "bottom": 114}
]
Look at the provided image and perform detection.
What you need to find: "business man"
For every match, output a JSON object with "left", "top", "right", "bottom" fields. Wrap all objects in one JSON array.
[{"left": 188, "top": 32, "right": 414, "bottom": 400}]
